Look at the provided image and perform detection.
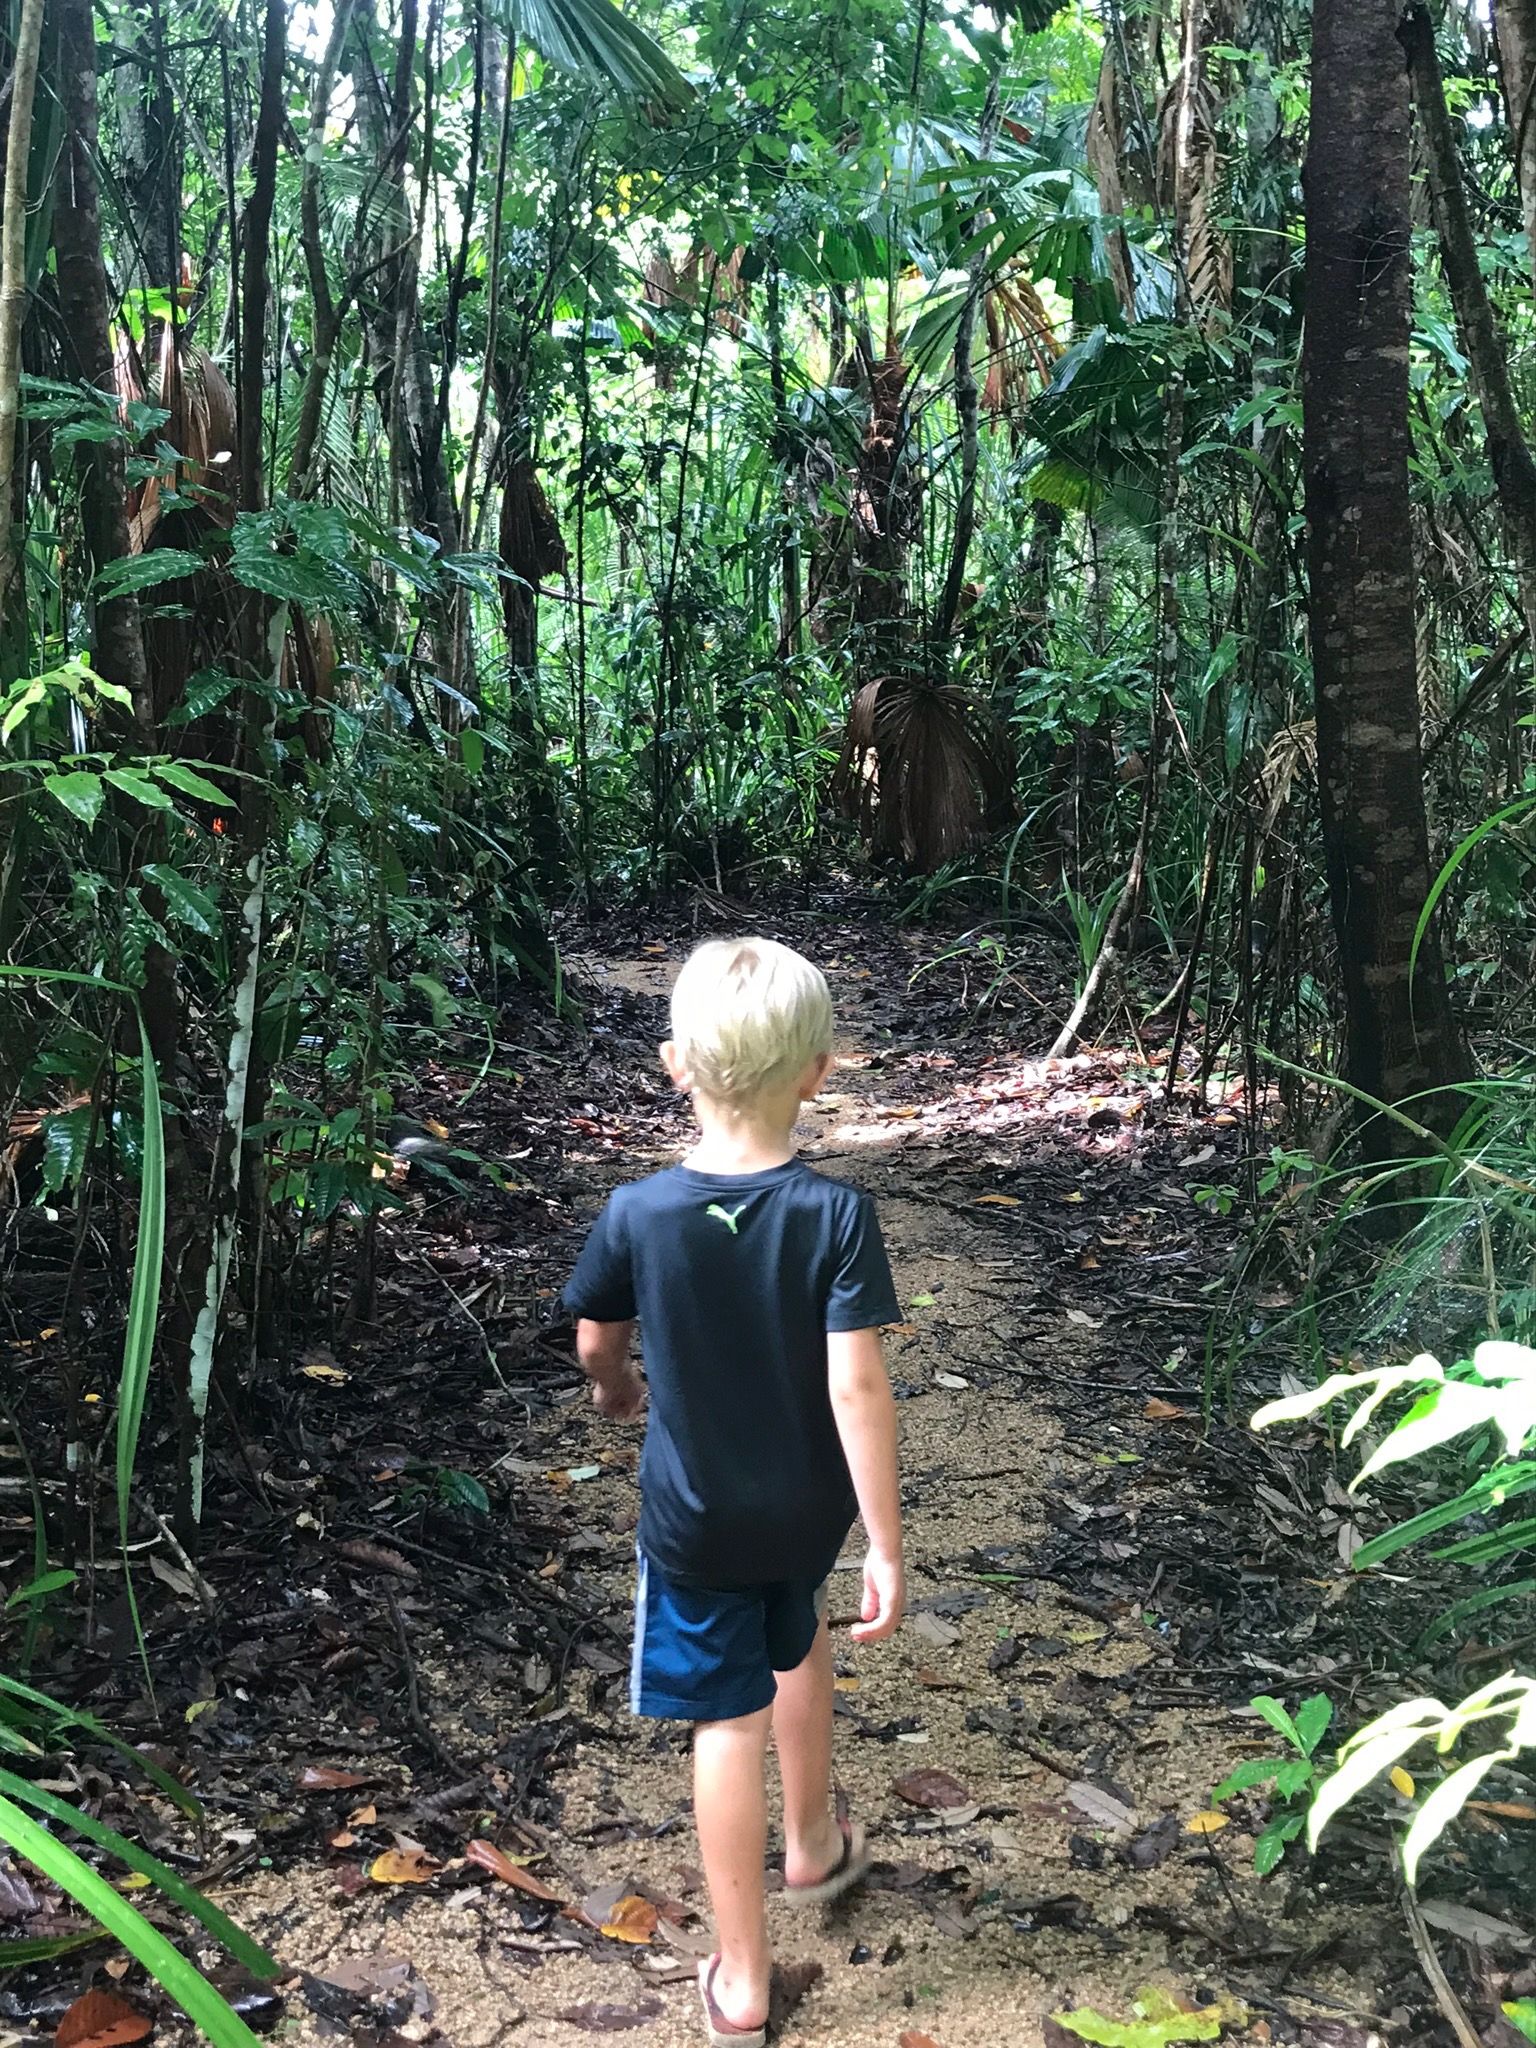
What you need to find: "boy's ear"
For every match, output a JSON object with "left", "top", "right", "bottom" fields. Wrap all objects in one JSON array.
[
  {"left": 800, "top": 1051, "right": 834, "bottom": 1099},
  {"left": 659, "top": 1040, "right": 691, "bottom": 1092}
]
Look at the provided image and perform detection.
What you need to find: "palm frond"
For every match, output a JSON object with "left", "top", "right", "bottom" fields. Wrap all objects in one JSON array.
[
  {"left": 837, "top": 675, "right": 1012, "bottom": 870},
  {"left": 494, "top": 0, "right": 691, "bottom": 111}
]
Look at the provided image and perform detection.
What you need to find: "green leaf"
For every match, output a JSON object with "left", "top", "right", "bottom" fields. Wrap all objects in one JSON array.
[
  {"left": 409, "top": 974, "right": 458, "bottom": 1029},
  {"left": 0, "top": 1767, "right": 275, "bottom": 1979},
  {"left": 1308, "top": 1724, "right": 1431, "bottom": 1849},
  {"left": 140, "top": 865, "right": 220, "bottom": 939},
  {"left": 1294, "top": 1694, "right": 1334, "bottom": 1756},
  {"left": 151, "top": 760, "right": 233, "bottom": 806},
  {"left": 1050, "top": 1989, "right": 1223, "bottom": 2048},
  {"left": 1502, "top": 2002, "right": 1536, "bottom": 2045},
  {"left": 41, "top": 1107, "right": 92, "bottom": 1195},
  {"left": 501, "top": 0, "right": 692, "bottom": 109},
  {"left": 1414, "top": 1576, "right": 1536, "bottom": 1653},
  {"left": 0, "top": 1932, "right": 105, "bottom": 1971},
  {"left": 1248, "top": 1695, "right": 1303, "bottom": 1752},
  {"left": 1, "top": 680, "right": 47, "bottom": 742},
  {"left": 105, "top": 767, "right": 175, "bottom": 811},
  {"left": 0, "top": 1792, "right": 266, "bottom": 2045},
  {"left": 5, "top": 1569, "right": 76, "bottom": 1610},
  {"left": 94, "top": 549, "right": 207, "bottom": 598},
  {"left": 1356, "top": 1463, "right": 1536, "bottom": 1567},
  {"left": 1211, "top": 1758, "right": 1284, "bottom": 1801},
  {"left": 43, "top": 769, "right": 105, "bottom": 825},
  {"left": 1273, "top": 1757, "right": 1314, "bottom": 1800},
  {"left": 438, "top": 1470, "right": 491, "bottom": 1514}
]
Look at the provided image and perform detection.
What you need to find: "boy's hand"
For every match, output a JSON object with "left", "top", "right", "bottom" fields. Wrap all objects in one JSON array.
[
  {"left": 851, "top": 1546, "right": 905, "bottom": 1642},
  {"left": 592, "top": 1366, "right": 645, "bottom": 1422}
]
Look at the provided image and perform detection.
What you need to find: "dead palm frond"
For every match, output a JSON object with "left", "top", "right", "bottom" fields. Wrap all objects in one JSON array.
[
  {"left": 836, "top": 673, "right": 1013, "bottom": 871},
  {"left": 982, "top": 267, "right": 1064, "bottom": 423},
  {"left": 114, "top": 321, "right": 238, "bottom": 553},
  {"left": 1256, "top": 718, "right": 1317, "bottom": 836}
]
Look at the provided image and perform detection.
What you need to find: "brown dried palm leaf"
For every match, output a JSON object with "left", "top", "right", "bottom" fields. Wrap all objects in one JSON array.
[
  {"left": 1255, "top": 719, "right": 1317, "bottom": 837},
  {"left": 116, "top": 325, "right": 238, "bottom": 552},
  {"left": 1087, "top": 49, "right": 1137, "bottom": 317},
  {"left": 982, "top": 270, "right": 1064, "bottom": 421},
  {"left": 836, "top": 675, "right": 1013, "bottom": 871}
]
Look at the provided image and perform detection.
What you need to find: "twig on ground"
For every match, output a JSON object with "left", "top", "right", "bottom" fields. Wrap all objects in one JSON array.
[
  {"left": 1398, "top": 1860, "right": 1483, "bottom": 2048},
  {"left": 386, "top": 1591, "right": 463, "bottom": 1775},
  {"left": 134, "top": 1494, "right": 218, "bottom": 1617}
]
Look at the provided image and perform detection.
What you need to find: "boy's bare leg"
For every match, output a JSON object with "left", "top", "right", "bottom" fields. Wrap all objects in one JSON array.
[
  {"left": 694, "top": 1706, "right": 773, "bottom": 2026},
  {"left": 773, "top": 1619, "right": 844, "bottom": 1885}
]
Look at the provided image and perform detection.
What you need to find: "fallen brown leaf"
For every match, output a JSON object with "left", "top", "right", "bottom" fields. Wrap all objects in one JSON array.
[
  {"left": 465, "top": 1838, "right": 564, "bottom": 1901},
  {"left": 553, "top": 1997, "right": 664, "bottom": 2032},
  {"left": 56, "top": 1991, "right": 151, "bottom": 2048},
  {"left": 299, "top": 1766, "right": 372, "bottom": 1792},
  {"left": 892, "top": 1767, "right": 973, "bottom": 1812},
  {"left": 900, "top": 2034, "right": 944, "bottom": 2048},
  {"left": 601, "top": 1894, "right": 659, "bottom": 1945},
  {"left": 336, "top": 1540, "right": 416, "bottom": 1578},
  {"left": 1143, "top": 1397, "right": 1192, "bottom": 1421}
]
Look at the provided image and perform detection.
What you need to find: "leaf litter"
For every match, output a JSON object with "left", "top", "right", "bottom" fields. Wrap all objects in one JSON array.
[{"left": 13, "top": 910, "right": 1448, "bottom": 2048}]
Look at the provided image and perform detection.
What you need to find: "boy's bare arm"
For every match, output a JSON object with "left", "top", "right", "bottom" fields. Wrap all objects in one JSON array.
[
  {"left": 576, "top": 1317, "right": 644, "bottom": 1420},
  {"left": 828, "top": 1327, "right": 905, "bottom": 1641}
]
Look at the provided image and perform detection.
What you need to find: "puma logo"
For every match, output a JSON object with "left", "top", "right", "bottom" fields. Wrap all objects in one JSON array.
[{"left": 706, "top": 1202, "right": 747, "bottom": 1234}]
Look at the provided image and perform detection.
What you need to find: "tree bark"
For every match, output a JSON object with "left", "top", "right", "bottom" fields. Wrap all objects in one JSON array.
[
  {"left": 0, "top": 0, "right": 46, "bottom": 631},
  {"left": 1304, "top": 0, "right": 1466, "bottom": 1139},
  {"left": 1403, "top": 4, "right": 1536, "bottom": 651},
  {"left": 1493, "top": 0, "right": 1536, "bottom": 294}
]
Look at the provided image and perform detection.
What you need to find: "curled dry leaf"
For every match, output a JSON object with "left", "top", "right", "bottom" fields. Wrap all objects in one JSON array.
[
  {"left": 892, "top": 1767, "right": 974, "bottom": 1812},
  {"left": 368, "top": 1847, "right": 442, "bottom": 1885},
  {"left": 465, "top": 1838, "right": 564, "bottom": 1902},
  {"left": 901, "top": 2034, "right": 945, "bottom": 2048},
  {"left": 299, "top": 1766, "right": 372, "bottom": 1792},
  {"left": 336, "top": 1540, "right": 416, "bottom": 1578},
  {"left": 1143, "top": 1397, "right": 1192, "bottom": 1422},
  {"left": 553, "top": 1997, "right": 664, "bottom": 2033},
  {"left": 600, "top": 1894, "right": 659, "bottom": 1944},
  {"left": 56, "top": 1991, "right": 152, "bottom": 2048}
]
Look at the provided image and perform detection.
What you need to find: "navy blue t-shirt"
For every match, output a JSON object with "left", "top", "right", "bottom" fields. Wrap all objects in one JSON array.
[{"left": 562, "top": 1159, "right": 899, "bottom": 1588}]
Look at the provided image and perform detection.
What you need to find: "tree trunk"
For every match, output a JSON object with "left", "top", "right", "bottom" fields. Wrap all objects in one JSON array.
[
  {"left": 1303, "top": 0, "right": 1466, "bottom": 1138},
  {"left": 0, "top": 0, "right": 46, "bottom": 631},
  {"left": 936, "top": 75, "right": 999, "bottom": 644},
  {"left": 1403, "top": 4, "right": 1536, "bottom": 651},
  {"left": 1493, "top": 0, "right": 1536, "bottom": 294}
]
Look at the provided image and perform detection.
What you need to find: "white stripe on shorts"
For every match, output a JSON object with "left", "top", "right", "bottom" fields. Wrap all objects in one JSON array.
[{"left": 630, "top": 1549, "right": 648, "bottom": 1715}]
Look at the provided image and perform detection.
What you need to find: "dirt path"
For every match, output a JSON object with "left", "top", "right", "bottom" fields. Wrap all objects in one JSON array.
[{"left": 211, "top": 928, "right": 1402, "bottom": 2048}]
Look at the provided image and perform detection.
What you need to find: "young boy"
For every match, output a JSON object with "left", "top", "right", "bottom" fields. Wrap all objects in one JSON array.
[{"left": 563, "top": 938, "right": 905, "bottom": 2047}]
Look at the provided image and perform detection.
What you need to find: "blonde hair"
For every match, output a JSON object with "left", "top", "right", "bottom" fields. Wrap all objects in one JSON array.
[{"left": 668, "top": 938, "right": 834, "bottom": 1104}]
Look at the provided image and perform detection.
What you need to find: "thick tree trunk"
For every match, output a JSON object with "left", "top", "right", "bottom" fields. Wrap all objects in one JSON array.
[
  {"left": 1403, "top": 4, "right": 1536, "bottom": 651},
  {"left": 0, "top": 0, "right": 46, "bottom": 631},
  {"left": 1304, "top": 0, "right": 1466, "bottom": 1137},
  {"left": 1493, "top": 0, "right": 1536, "bottom": 294}
]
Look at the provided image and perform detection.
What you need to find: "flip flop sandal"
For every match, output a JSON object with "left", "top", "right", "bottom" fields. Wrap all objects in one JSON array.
[
  {"left": 697, "top": 1955, "right": 768, "bottom": 2048},
  {"left": 784, "top": 1817, "right": 871, "bottom": 1908}
]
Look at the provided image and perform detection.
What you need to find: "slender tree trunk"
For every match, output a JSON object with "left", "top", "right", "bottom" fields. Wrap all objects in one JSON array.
[
  {"left": 1304, "top": 0, "right": 1466, "bottom": 1138},
  {"left": 1403, "top": 4, "right": 1536, "bottom": 650},
  {"left": 0, "top": 0, "right": 46, "bottom": 631},
  {"left": 1493, "top": 0, "right": 1536, "bottom": 294},
  {"left": 179, "top": 0, "right": 287, "bottom": 1538},
  {"left": 764, "top": 258, "right": 804, "bottom": 657},
  {"left": 287, "top": 0, "right": 359, "bottom": 499},
  {"left": 937, "top": 75, "right": 999, "bottom": 644}
]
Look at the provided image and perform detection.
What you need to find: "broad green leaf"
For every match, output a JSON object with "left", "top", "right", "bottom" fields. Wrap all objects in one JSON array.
[
  {"left": 140, "top": 865, "right": 220, "bottom": 938},
  {"left": 104, "top": 767, "right": 175, "bottom": 811},
  {"left": 94, "top": 549, "right": 207, "bottom": 598},
  {"left": 41, "top": 1107, "right": 91, "bottom": 1195},
  {"left": 1273, "top": 1758, "right": 1314, "bottom": 1799},
  {"left": 1211, "top": 1757, "right": 1284, "bottom": 1801},
  {"left": 43, "top": 769, "right": 104, "bottom": 825},
  {"left": 1249, "top": 1695, "right": 1302, "bottom": 1752},
  {"left": 1356, "top": 1463, "right": 1536, "bottom": 1567},
  {"left": 151, "top": 760, "right": 233, "bottom": 806},
  {"left": 1295, "top": 1694, "right": 1334, "bottom": 1756},
  {"left": 0, "top": 680, "right": 46, "bottom": 742},
  {"left": 1504, "top": 2003, "right": 1536, "bottom": 2045}
]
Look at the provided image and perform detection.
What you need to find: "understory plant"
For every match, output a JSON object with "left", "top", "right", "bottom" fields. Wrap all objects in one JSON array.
[
  {"left": 1251, "top": 1339, "right": 1536, "bottom": 1881},
  {"left": 1211, "top": 1692, "right": 1333, "bottom": 1873}
]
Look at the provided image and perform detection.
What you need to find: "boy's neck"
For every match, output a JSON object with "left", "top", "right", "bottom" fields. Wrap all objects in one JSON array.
[{"left": 685, "top": 1092, "right": 800, "bottom": 1174}]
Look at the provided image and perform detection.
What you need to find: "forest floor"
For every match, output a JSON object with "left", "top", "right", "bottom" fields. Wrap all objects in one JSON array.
[{"left": 9, "top": 896, "right": 1512, "bottom": 2048}]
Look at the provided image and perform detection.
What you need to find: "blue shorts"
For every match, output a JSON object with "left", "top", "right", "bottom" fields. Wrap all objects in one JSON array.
[{"left": 630, "top": 1553, "right": 831, "bottom": 1722}]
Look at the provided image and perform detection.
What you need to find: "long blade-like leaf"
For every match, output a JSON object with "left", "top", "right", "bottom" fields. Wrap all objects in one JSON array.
[
  {"left": 0, "top": 1768, "right": 276, "bottom": 1979},
  {"left": 0, "top": 1795, "right": 264, "bottom": 2048}
]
